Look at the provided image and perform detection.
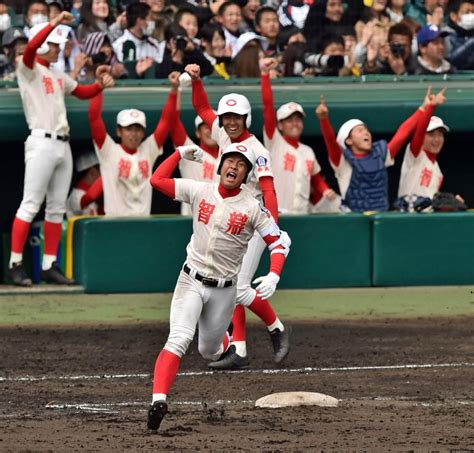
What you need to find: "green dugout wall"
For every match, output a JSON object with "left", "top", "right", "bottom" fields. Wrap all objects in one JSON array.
[{"left": 71, "top": 212, "right": 474, "bottom": 293}]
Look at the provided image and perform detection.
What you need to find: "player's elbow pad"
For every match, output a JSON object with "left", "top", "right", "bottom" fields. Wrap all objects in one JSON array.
[{"left": 268, "top": 230, "right": 291, "bottom": 258}]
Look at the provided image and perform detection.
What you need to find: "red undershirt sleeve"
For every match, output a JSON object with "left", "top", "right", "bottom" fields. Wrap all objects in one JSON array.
[
  {"left": 150, "top": 150, "right": 181, "bottom": 198},
  {"left": 261, "top": 74, "right": 277, "bottom": 139},
  {"left": 23, "top": 23, "right": 53, "bottom": 69},
  {"left": 262, "top": 234, "right": 286, "bottom": 275},
  {"left": 72, "top": 82, "right": 103, "bottom": 100},
  {"left": 259, "top": 176, "right": 278, "bottom": 222},
  {"left": 153, "top": 91, "right": 177, "bottom": 148},
  {"left": 191, "top": 79, "right": 218, "bottom": 128},
  {"left": 80, "top": 177, "right": 103, "bottom": 209},
  {"left": 88, "top": 92, "right": 107, "bottom": 150},
  {"left": 310, "top": 173, "right": 329, "bottom": 205},
  {"left": 409, "top": 105, "right": 436, "bottom": 158},
  {"left": 388, "top": 107, "right": 424, "bottom": 158},
  {"left": 319, "top": 117, "right": 342, "bottom": 167}
]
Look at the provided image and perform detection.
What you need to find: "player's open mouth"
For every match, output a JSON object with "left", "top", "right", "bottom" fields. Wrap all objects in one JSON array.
[{"left": 226, "top": 171, "right": 237, "bottom": 180}]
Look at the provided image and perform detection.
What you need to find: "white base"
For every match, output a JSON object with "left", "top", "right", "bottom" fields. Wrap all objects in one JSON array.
[{"left": 255, "top": 391, "right": 339, "bottom": 408}]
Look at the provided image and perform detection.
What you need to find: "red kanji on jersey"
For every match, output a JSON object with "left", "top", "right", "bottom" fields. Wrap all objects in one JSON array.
[
  {"left": 57, "top": 78, "right": 63, "bottom": 91},
  {"left": 42, "top": 76, "right": 54, "bottom": 94},
  {"left": 202, "top": 161, "right": 215, "bottom": 180},
  {"left": 283, "top": 153, "right": 296, "bottom": 172},
  {"left": 139, "top": 160, "right": 149, "bottom": 179},
  {"left": 226, "top": 212, "right": 248, "bottom": 235},
  {"left": 118, "top": 158, "right": 131, "bottom": 178},
  {"left": 198, "top": 199, "right": 216, "bottom": 224},
  {"left": 305, "top": 159, "right": 314, "bottom": 177},
  {"left": 420, "top": 168, "right": 433, "bottom": 187}
]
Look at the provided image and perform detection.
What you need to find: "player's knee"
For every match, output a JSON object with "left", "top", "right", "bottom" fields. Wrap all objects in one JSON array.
[
  {"left": 17, "top": 201, "right": 42, "bottom": 223},
  {"left": 198, "top": 342, "right": 222, "bottom": 361},
  {"left": 165, "top": 329, "right": 194, "bottom": 357}
]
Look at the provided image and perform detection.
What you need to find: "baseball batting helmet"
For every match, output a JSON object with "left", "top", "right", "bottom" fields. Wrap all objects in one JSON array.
[
  {"left": 217, "top": 143, "right": 256, "bottom": 183},
  {"left": 217, "top": 93, "right": 252, "bottom": 129},
  {"left": 29, "top": 23, "right": 69, "bottom": 55}
]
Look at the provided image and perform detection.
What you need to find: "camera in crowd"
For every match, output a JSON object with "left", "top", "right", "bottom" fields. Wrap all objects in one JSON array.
[
  {"left": 91, "top": 51, "right": 108, "bottom": 65},
  {"left": 390, "top": 42, "right": 406, "bottom": 59},
  {"left": 175, "top": 35, "right": 188, "bottom": 52},
  {"left": 304, "top": 35, "right": 347, "bottom": 76}
]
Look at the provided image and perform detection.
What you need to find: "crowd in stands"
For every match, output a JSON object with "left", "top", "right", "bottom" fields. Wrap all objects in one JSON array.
[{"left": 1, "top": 0, "right": 474, "bottom": 82}]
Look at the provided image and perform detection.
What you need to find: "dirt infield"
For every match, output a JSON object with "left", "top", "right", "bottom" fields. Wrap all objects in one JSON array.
[{"left": 1, "top": 317, "right": 473, "bottom": 450}]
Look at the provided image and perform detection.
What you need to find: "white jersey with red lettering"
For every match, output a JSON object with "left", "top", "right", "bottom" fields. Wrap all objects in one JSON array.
[
  {"left": 264, "top": 128, "right": 320, "bottom": 214},
  {"left": 211, "top": 119, "right": 273, "bottom": 201},
  {"left": 174, "top": 179, "right": 277, "bottom": 280},
  {"left": 95, "top": 134, "right": 163, "bottom": 216},
  {"left": 178, "top": 137, "right": 219, "bottom": 215},
  {"left": 66, "top": 187, "right": 99, "bottom": 218},
  {"left": 16, "top": 58, "right": 78, "bottom": 135},
  {"left": 398, "top": 145, "right": 443, "bottom": 198}
]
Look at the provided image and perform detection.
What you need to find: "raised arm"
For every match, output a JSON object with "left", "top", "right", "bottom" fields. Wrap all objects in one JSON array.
[
  {"left": 316, "top": 95, "right": 342, "bottom": 167},
  {"left": 185, "top": 64, "right": 218, "bottom": 129},
  {"left": 167, "top": 72, "right": 188, "bottom": 147},
  {"left": 259, "top": 176, "right": 278, "bottom": 223},
  {"left": 260, "top": 58, "right": 278, "bottom": 139},
  {"left": 73, "top": 65, "right": 114, "bottom": 100},
  {"left": 153, "top": 75, "right": 179, "bottom": 148},
  {"left": 88, "top": 92, "right": 107, "bottom": 150},
  {"left": 80, "top": 177, "right": 103, "bottom": 209}
]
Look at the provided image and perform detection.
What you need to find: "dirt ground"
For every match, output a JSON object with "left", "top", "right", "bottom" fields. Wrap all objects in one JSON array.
[{"left": 0, "top": 317, "right": 473, "bottom": 451}]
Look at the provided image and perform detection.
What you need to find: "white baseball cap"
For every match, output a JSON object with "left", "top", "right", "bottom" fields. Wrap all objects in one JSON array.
[
  {"left": 276, "top": 102, "right": 306, "bottom": 121},
  {"left": 29, "top": 24, "right": 70, "bottom": 54},
  {"left": 75, "top": 151, "right": 99, "bottom": 172},
  {"left": 336, "top": 119, "right": 365, "bottom": 150},
  {"left": 195, "top": 110, "right": 217, "bottom": 129},
  {"left": 217, "top": 143, "right": 257, "bottom": 183},
  {"left": 217, "top": 93, "right": 252, "bottom": 128},
  {"left": 426, "top": 116, "right": 449, "bottom": 133},
  {"left": 116, "top": 109, "right": 147, "bottom": 128},
  {"left": 231, "top": 32, "right": 268, "bottom": 60}
]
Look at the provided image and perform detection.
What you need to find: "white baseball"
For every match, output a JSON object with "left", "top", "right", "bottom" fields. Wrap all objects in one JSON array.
[{"left": 179, "top": 72, "right": 192, "bottom": 88}]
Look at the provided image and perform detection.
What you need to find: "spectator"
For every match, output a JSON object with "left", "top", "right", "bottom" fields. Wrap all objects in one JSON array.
[
  {"left": 315, "top": 92, "right": 425, "bottom": 212},
  {"left": 278, "top": 0, "right": 311, "bottom": 29},
  {"left": 51, "top": 26, "right": 86, "bottom": 79},
  {"left": 255, "top": 6, "right": 280, "bottom": 57},
  {"left": 414, "top": 24, "right": 454, "bottom": 74},
  {"left": 47, "top": 0, "right": 63, "bottom": 21},
  {"left": 87, "top": 82, "right": 177, "bottom": 216},
  {"left": 232, "top": 31, "right": 268, "bottom": 77},
  {"left": 1, "top": 27, "right": 28, "bottom": 80},
  {"left": 216, "top": 1, "right": 242, "bottom": 53},
  {"left": 199, "top": 22, "right": 231, "bottom": 79},
  {"left": 240, "top": 0, "right": 260, "bottom": 33},
  {"left": 387, "top": 0, "right": 407, "bottom": 23},
  {"left": 444, "top": 0, "right": 474, "bottom": 70},
  {"left": 305, "top": 35, "right": 353, "bottom": 76},
  {"left": 112, "top": 2, "right": 165, "bottom": 65},
  {"left": 174, "top": 7, "right": 199, "bottom": 43},
  {"left": 141, "top": 0, "right": 166, "bottom": 21},
  {"left": 0, "top": 1, "right": 12, "bottom": 38},
  {"left": 81, "top": 31, "right": 127, "bottom": 79},
  {"left": 405, "top": 0, "right": 447, "bottom": 28},
  {"left": 77, "top": 0, "right": 123, "bottom": 42},
  {"left": 23, "top": 0, "right": 49, "bottom": 36},
  {"left": 355, "top": 0, "right": 392, "bottom": 45},
  {"left": 279, "top": 26, "right": 311, "bottom": 76},
  {"left": 155, "top": 24, "right": 213, "bottom": 78},
  {"left": 303, "top": 0, "right": 353, "bottom": 52}
]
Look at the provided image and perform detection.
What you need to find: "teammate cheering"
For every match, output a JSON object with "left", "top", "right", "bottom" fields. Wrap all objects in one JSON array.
[
  {"left": 147, "top": 142, "right": 291, "bottom": 431},
  {"left": 260, "top": 57, "right": 337, "bottom": 214},
  {"left": 88, "top": 74, "right": 177, "bottom": 216},
  {"left": 185, "top": 63, "right": 290, "bottom": 370},
  {"left": 8, "top": 11, "right": 114, "bottom": 287}
]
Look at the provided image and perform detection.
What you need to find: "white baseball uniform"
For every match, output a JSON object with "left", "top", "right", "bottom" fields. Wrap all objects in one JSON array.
[
  {"left": 398, "top": 145, "right": 443, "bottom": 198},
  {"left": 66, "top": 187, "right": 99, "bottom": 218},
  {"left": 264, "top": 128, "right": 321, "bottom": 214},
  {"left": 15, "top": 53, "right": 78, "bottom": 224},
  {"left": 94, "top": 134, "right": 163, "bottom": 216},
  {"left": 165, "top": 179, "right": 279, "bottom": 360},
  {"left": 211, "top": 119, "right": 275, "bottom": 306}
]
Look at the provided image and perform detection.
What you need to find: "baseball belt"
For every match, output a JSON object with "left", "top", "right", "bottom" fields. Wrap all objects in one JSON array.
[
  {"left": 31, "top": 129, "right": 70, "bottom": 142},
  {"left": 183, "top": 264, "right": 233, "bottom": 288}
]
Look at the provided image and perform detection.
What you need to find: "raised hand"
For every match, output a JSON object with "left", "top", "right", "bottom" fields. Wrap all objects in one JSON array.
[
  {"left": 315, "top": 95, "right": 329, "bottom": 119},
  {"left": 177, "top": 145, "right": 204, "bottom": 162},
  {"left": 184, "top": 64, "right": 200, "bottom": 80},
  {"left": 135, "top": 57, "right": 154, "bottom": 77},
  {"left": 168, "top": 71, "right": 180, "bottom": 90},
  {"left": 432, "top": 87, "right": 447, "bottom": 106},
  {"left": 51, "top": 11, "right": 74, "bottom": 27},
  {"left": 259, "top": 56, "right": 278, "bottom": 75}
]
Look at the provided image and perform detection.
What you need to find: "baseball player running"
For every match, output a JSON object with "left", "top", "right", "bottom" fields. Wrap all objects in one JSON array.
[
  {"left": 88, "top": 78, "right": 176, "bottom": 216},
  {"left": 8, "top": 11, "right": 114, "bottom": 287},
  {"left": 147, "top": 142, "right": 291, "bottom": 431},
  {"left": 260, "top": 57, "right": 337, "bottom": 214},
  {"left": 185, "top": 63, "right": 290, "bottom": 370}
]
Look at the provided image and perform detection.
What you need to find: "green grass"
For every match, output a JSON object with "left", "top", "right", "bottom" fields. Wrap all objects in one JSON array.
[{"left": 0, "top": 286, "right": 473, "bottom": 326}]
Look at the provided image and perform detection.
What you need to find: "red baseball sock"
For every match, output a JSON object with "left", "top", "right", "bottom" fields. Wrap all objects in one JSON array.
[
  {"left": 231, "top": 305, "right": 247, "bottom": 342},
  {"left": 11, "top": 217, "right": 31, "bottom": 254},
  {"left": 152, "top": 349, "right": 181, "bottom": 395},
  {"left": 43, "top": 221, "right": 62, "bottom": 256},
  {"left": 248, "top": 294, "right": 277, "bottom": 326}
]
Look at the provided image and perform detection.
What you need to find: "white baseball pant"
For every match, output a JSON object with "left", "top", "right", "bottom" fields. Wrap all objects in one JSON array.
[
  {"left": 236, "top": 231, "right": 266, "bottom": 306},
  {"left": 16, "top": 135, "right": 72, "bottom": 224},
  {"left": 164, "top": 270, "right": 236, "bottom": 360}
]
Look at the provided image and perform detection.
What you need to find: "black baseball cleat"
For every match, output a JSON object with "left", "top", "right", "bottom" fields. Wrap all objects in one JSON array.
[
  {"left": 7, "top": 262, "right": 32, "bottom": 287},
  {"left": 147, "top": 401, "right": 168, "bottom": 430},
  {"left": 41, "top": 262, "right": 75, "bottom": 285},
  {"left": 270, "top": 325, "right": 291, "bottom": 364},
  {"left": 208, "top": 345, "right": 250, "bottom": 370}
]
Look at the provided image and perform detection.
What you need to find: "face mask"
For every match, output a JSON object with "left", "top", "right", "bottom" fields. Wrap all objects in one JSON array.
[
  {"left": 0, "top": 13, "right": 11, "bottom": 32},
  {"left": 142, "top": 20, "right": 155, "bottom": 37},
  {"left": 30, "top": 13, "right": 49, "bottom": 27},
  {"left": 458, "top": 12, "right": 474, "bottom": 30}
]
